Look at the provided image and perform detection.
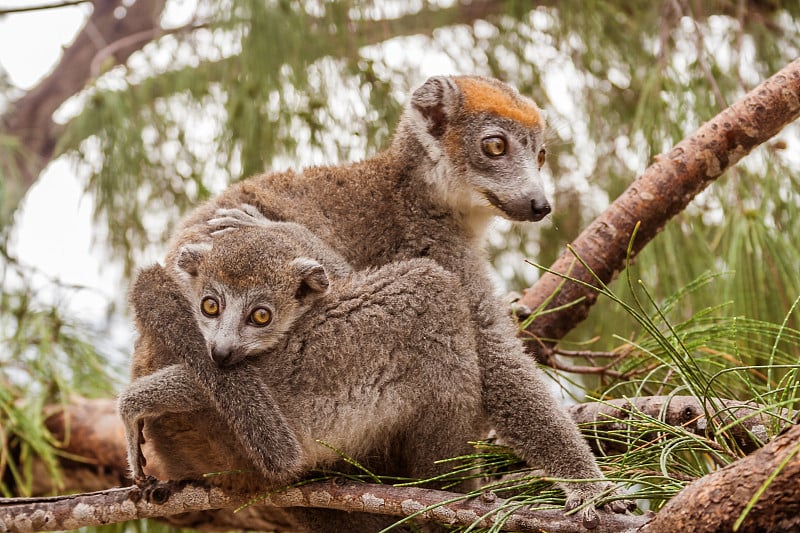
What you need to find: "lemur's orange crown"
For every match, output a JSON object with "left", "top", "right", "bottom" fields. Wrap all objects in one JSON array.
[{"left": 455, "top": 77, "right": 543, "bottom": 129}]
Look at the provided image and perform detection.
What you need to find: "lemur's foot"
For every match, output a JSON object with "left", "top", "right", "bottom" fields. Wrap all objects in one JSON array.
[{"left": 134, "top": 474, "right": 158, "bottom": 488}]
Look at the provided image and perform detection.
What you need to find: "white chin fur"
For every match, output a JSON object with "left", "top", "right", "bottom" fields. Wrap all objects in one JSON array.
[{"left": 424, "top": 164, "right": 497, "bottom": 236}]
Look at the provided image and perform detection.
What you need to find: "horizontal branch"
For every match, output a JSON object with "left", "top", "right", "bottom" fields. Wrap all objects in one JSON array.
[
  {"left": 89, "top": 20, "right": 210, "bottom": 78},
  {"left": 5, "top": 394, "right": 783, "bottom": 530},
  {"left": 0, "top": 478, "right": 651, "bottom": 533},
  {"left": 37, "top": 395, "right": 788, "bottom": 494}
]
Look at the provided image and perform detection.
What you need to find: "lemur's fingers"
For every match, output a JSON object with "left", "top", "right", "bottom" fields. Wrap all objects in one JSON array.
[
  {"left": 208, "top": 205, "right": 269, "bottom": 229},
  {"left": 208, "top": 226, "right": 238, "bottom": 236},
  {"left": 137, "top": 474, "right": 160, "bottom": 492},
  {"left": 607, "top": 497, "right": 637, "bottom": 514},
  {"left": 207, "top": 215, "right": 257, "bottom": 230},
  {"left": 136, "top": 419, "right": 148, "bottom": 468},
  {"left": 216, "top": 204, "right": 263, "bottom": 219},
  {"left": 581, "top": 507, "right": 600, "bottom": 530},
  {"left": 512, "top": 302, "right": 533, "bottom": 321},
  {"left": 564, "top": 481, "right": 635, "bottom": 529}
]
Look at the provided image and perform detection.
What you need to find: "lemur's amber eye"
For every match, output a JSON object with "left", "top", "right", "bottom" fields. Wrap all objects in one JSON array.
[
  {"left": 201, "top": 297, "right": 220, "bottom": 317},
  {"left": 250, "top": 307, "right": 272, "bottom": 326},
  {"left": 481, "top": 136, "right": 506, "bottom": 157},
  {"left": 537, "top": 147, "right": 546, "bottom": 169}
]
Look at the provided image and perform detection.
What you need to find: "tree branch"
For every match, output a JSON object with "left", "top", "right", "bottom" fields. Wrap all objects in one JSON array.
[
  {"left": 88, "top": 20, "right": 209, "bottom": 78},
  {"left": 2, "top": 394, "right": 777, "bottom": 530},
  {"left": 0, "top": 477, "right": 652, "bottom": 533},
  {"left": 0, "top": 0, "right": 90, "bottom": 15},
  {"left": 43, "top": 395, "right": 786, "bottom": 490},
  {"left": 520, "top": 58, "right": 800, "bottom": 360}
]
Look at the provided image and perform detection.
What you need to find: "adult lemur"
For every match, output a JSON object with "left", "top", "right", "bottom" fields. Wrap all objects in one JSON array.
[
  {"left": 121, "top": 224, "right": 484, "bottom": 531},
  {"left": 125, "top": 75, "right": 631, "bottom": 525}
]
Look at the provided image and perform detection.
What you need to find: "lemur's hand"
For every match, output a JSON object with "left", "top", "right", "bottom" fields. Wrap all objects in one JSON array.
[
  {"left": 119, "top": 415, "right": 149, "bottom": 483},
  {"left": 563, "top": 481, "right": 637, "bottom": 529},
  {"left": 208, "top": 204, "right": 271, "bottom": 235}
]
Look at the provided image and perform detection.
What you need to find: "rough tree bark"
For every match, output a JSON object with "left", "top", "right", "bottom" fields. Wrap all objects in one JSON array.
[
  {"left": 38, "top": 395, "right": 790, "bottom": 487},
  {"left": 519, "top": 57, "right": 800, "bottom": 360},
  {"left": 569, "top": 396, "right": 791, "bottom": 455}
]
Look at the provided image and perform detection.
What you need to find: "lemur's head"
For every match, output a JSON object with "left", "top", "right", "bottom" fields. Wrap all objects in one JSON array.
[
  {"left": 402, "top": 75, "right": 550, "bottom": 224},
  {"left": 174, "top": 227, "right": 330, "bottom": 367}
]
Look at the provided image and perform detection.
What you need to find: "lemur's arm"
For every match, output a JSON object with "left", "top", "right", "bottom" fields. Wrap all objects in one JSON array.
[
  {"left": 117, "top": 364, "right": 207, "bottom": 480},
  {"left": 454, "top": 256, "right": 635, "bottom": 526}
]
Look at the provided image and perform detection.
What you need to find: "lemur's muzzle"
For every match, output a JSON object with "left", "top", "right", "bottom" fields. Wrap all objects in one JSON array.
[{"left": 482, "top": 190, "right": 551, "bottom": 222}]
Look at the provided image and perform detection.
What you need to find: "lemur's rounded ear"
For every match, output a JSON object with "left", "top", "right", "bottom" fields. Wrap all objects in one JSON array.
[
  {"left": 291, "top": 257, "right": 329, "bottom": 302},
  {"left": 176, "top": 242, "right": 212, "bottom": 277},
  {"left": 410, "top": 76, "right": 459, "bottom": 138}
]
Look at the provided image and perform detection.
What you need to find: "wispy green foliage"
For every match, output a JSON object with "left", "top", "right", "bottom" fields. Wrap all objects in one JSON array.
[{"left": 518, "top": 246, "right": 798, "bottom": 507}]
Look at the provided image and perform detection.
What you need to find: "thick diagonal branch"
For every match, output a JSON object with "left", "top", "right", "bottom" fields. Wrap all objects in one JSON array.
[{"left": 520, "top": 58, "right": 800, "bottom": 359}]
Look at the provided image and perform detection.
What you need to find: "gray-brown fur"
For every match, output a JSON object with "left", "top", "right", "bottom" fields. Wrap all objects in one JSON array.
[
  {"left": 119, "top": 226, "right": 484, "bottom": 531},
  {"left": 132, "top": 75, "right": 631, "bottom": 523}
]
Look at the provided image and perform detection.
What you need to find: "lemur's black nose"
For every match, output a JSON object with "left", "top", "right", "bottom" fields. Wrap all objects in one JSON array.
[
  {"left": 531, "top": 200, "right": 551, "bottom": 221},
  {"left": 211, "top": 345, "right": 233, "bottom": 366}
]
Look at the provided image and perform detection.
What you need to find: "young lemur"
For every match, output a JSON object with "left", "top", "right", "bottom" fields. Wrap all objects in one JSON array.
[
  {"left": 134, "top": 75, "right": 631, "bottom": 522},
  {"left": 119, "top": 224, "right": 484, "bottom": 532}
]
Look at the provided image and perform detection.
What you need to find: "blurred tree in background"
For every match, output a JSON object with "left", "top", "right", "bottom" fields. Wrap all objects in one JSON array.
[{"left": 1, "top": 0, "right": 799, "bottom": 528}]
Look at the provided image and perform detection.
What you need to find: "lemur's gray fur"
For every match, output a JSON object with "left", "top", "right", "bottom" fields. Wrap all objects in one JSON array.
[
  {"left": 119, "top": 225, "right": 484, "bottom": 532},
  {"left": 124, "top": 75, "right": 632, "bottom": 525}
]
